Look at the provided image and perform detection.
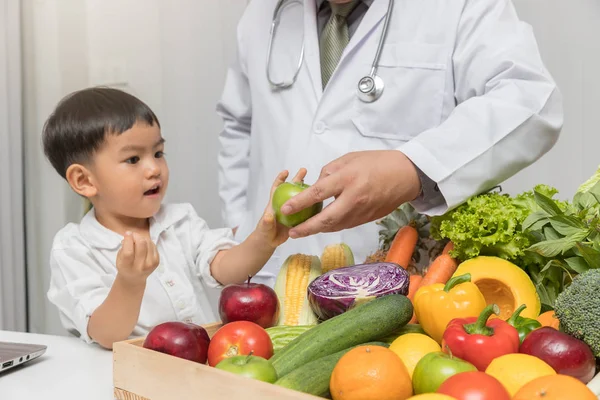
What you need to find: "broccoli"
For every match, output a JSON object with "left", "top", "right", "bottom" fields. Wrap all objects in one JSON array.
[{"left": 554, "top": 268, "right": 600, "bottom": 357}]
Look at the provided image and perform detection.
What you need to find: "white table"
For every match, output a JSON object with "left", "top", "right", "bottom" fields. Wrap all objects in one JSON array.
[{"left": 0, "top": 330, "right": 113, "bottom": 400}]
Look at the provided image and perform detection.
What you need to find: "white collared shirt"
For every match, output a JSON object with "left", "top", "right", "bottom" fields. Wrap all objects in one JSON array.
[{"left": 47, "top": 203, "right": 237, "bottom": 344}]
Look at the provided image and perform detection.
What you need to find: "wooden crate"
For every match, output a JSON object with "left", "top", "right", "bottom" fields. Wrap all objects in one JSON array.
[{"left": 113, "top": 322, "right": 321, "bottom": 400}]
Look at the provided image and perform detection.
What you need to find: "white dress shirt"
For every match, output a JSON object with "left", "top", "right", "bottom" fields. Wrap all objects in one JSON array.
[{"left": 47, "top": 203, "right": 237, "bottom": 344}]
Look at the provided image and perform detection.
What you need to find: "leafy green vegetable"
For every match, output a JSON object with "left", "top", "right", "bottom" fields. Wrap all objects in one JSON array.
[
  {"left": 429, "top": 184, "right": 569, "bottom": 309},
  {"left": 420, "top": 166, "right": 600, "bottom": 310},
  {"left": 429, "top": 184, "right": 564, "bottom": 263}
]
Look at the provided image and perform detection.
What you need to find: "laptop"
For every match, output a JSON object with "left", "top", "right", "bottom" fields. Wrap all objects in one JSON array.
[{"left": 0, "top": 342, "right": 47, "bottom": 372}]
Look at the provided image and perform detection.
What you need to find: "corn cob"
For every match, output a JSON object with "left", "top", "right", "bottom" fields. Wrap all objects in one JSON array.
[
  {"left": 320, "top": 243, "right": 355, "bottom": 273},
  {"left": 274, "top": 254, "right": 322, "bottom": 326}
]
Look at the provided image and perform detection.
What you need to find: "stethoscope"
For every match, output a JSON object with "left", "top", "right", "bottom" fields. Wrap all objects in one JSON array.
[{"left": 266, "top": 0, "right": 394, "bottom": 103}]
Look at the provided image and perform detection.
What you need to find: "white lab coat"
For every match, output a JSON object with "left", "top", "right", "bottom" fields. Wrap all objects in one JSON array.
[{"left": 217, "top": 0, "right": 563, "bottom": 287}]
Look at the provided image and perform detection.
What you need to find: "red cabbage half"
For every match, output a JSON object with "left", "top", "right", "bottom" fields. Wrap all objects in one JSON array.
[{"left": 307, "top": 262, "right": 410, "bottom": 321}]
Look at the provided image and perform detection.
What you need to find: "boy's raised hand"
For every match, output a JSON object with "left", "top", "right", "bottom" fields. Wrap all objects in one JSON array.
[
  {"left": 116, "top": 232, "right": 160, "bottom": 285},
  {"left": 256, "top": 168, "right": 308, "bottom": 248}
]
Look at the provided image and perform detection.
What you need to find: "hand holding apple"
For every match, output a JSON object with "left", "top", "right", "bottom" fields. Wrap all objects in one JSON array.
[
  {"left": 254, "top": 169, "right": 316, "bottom": 248},
  {"left": 219, "top": 276, "right": 280, "bottom": 328}
]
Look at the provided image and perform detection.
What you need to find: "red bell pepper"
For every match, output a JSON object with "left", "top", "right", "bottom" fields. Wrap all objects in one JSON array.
[{"left": 442, "top": 304, "right": 520, "bottom": 371}]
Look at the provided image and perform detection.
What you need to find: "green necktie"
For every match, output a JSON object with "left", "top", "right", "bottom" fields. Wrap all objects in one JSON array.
[{"left": 320, "top": 0, "right": 359, "bottom": 88}]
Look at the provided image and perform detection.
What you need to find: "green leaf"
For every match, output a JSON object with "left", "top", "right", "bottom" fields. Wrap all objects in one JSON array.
[
  {"left": 543, "top": 226, "right": 561, "bottom": 241},
  {"left": 522, "top": 211, "right": 549, "bottom": 232},
  {"left": 575, "top": 243, "right": 600, "bottom": 269},
  {"left": 586, "top": 181, "right": 600, "bottom": 205},
  {"left": 529, "top": 218, "right": 551, "bottom": 233},
  {"left": 540, "top": 260, "right": 572, "bottom": 284},
  {"left": 527, "top": 231, "right": 588, "bottom": 257},
  {"left": 574, "top": 192, "right": 597, "bottom": 210},
  {"left": 534, "top": 190, "right": 563, "bottom": 216},
  {"left": 527, "top": 239, "right": 572, "bottom": 257},
  {"left": 535, "top": 280, "right": 559, "bottom": 309},
  {"left": 564, "top": 257, "right": 591, "bottom": 274},
  {"left": 539, "top": 260, "right": 555, "bottom": 274},
  {"left": 549, "top": 215, "right": 586, "bottom": 236}
]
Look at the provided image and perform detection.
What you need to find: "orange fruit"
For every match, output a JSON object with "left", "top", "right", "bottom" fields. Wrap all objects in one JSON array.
[
  {"left": 330, "top": 345, "right": 413, "bottom": 400},
  {"left": 485, "top": 353, "right": 556, "bottom": 397},
  {"left": 407, "top": 395, "right": 456, "bottom": 400},
  {"left": 513, "top": 374, "right": 597, "bottom": 400},
  {"left": 537, "top": 310, "right": 560, "bottom": 329}
]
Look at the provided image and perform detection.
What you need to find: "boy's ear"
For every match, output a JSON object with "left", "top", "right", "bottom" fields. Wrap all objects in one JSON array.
[{"left": 65, "top": 164, "right": 98, "bottom": 198}]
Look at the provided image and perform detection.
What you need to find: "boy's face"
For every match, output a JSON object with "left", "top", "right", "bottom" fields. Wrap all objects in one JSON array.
[{"left": 90, "top": 122, "right": 169, "bottom": 219}]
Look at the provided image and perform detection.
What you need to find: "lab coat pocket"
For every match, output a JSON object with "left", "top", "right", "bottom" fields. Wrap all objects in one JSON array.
[{"left": 352, "top": 42, "right": 448, "bottom": 142}]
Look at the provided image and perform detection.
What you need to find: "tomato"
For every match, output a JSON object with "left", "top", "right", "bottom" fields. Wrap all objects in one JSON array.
[
  {"left": 207, "top": 321, "right": 273, "bottom": 367},
  {"left": 437, "top": 371, "right": 511, "bottom": 400}
]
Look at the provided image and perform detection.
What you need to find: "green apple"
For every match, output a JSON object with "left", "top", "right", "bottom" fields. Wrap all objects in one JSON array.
[
  {"left": 272, "top": 182, "right": 323, "bottom": 228},
  {"left": 412, "top": 351, "right": 477, "bottom": 394},
  {"left": 214, "top": 354, "right": 278, "bottom": 383}
]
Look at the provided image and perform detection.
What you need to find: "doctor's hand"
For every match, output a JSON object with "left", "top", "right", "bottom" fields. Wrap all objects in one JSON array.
[
  {"left": 254, "top": 168, "right": 308, "bottom": 248},
  {"left": 281, "top": 151, "right": 421, "bottom": 239}
]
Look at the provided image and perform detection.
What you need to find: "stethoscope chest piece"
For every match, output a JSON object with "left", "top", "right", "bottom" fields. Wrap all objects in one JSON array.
[{"left": 357, "top": 74, "right": 385, "bottom": 103}]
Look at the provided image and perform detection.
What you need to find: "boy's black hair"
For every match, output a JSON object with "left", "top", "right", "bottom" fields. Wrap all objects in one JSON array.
[{"left": 42, "top": 87, "right": 160, "bottom": 179}]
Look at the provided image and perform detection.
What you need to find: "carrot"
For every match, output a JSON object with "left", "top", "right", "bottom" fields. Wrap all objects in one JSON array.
[
  {"left": 418, "top": 254, "right": 458, "bottom": 289},
  {"left": 407, "top": 274, "right": 422, "bottom": 324},
  {"left": 384, "top": 225, "right": 419, "bottom": 269},
  {"left": 407, "top": 274, "right": 422, "bottom": 301},
  {"left": 442, "top": 241, "right": 454, "bottom": 255},
  {"left": 409, "top": 313, "right": 419, "bottom": 324}
]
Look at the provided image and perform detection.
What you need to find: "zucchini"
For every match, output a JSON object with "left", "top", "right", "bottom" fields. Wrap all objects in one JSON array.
[
  {"left": 265, "top": 325, "right": 314, "bottom": 354},
  {"left": 270, "top": 294, "right": 413, "bottom": 377},
  {"left": 274, "top": 341, "right": 389, "bottom": 397},
  {"left": 378, "top": 323, "right": 428, "bottom": 344}
]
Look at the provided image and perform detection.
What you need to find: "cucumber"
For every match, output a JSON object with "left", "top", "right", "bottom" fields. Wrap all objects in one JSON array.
[
  {"left": 265, "top": 325, "right": 314, "bottom": 354},
  {"left": 274, "top": 341, "right": 389, "bottom": 397},
  {"left": 270, "top": 294, "right": 413, "bottom": 377},
  {"left": 378, "top": 323, "right": 428, "bottom": 344}
]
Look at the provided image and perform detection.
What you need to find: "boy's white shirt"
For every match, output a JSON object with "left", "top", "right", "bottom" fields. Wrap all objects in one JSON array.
[{"left": 47, "top": 203, "right": 237, "bottom": 344}]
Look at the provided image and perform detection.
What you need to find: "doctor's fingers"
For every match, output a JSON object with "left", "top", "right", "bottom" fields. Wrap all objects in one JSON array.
[
  {"left": 288, "top": 194, "right": 354, "bottom": 238},
  {"left": 281, "top": 173, "right": 344, "bottom": 216},
  {"left": 318, "top": 152, "right": 362, "bottom": 179}
]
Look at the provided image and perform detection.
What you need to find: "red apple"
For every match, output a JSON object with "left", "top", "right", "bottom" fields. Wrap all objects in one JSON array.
[
  {"left": 520, "top": 326, "right": 596, "bottom": 383},
  {"left": 219, "top": 276, "right": 280, "bottom": 329},
  {"left": 142, "top": 321, "right": 210, "bottom": 364}
]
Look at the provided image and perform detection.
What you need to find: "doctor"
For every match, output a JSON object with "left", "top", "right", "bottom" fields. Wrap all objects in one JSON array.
[{"left": 217, "top": 0, "right": 563, "bottom": 287}]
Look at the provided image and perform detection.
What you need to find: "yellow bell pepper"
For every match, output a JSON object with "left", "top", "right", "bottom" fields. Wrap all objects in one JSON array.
[{"left": 413, "top": 273, "right": 487, "bottom": 344}]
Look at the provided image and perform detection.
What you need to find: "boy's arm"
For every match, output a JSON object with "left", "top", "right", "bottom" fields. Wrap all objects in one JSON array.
[
  {"left": 209, "top": 217, "right": 278, "bottom": 286},
  {"left": 88, "top": 233, "right": 160, "bottom": 349},
  {"left": 209, "top": 170, "right": 304, "bottom": 286},
  {"left": 87, "top": 275, "right": 146, "bottom": 348}
]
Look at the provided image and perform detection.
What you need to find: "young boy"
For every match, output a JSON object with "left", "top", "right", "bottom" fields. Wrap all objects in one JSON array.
[{"left": 44, "top": 87, "right": 303, "bottom": 349}]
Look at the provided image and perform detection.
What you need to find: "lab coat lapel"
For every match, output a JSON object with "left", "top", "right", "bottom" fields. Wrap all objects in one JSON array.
[
  {"left": 304, "top": 0, "right": 323, "bottom": 99},
  {"left": 340, "top": 0, "right": 388, "bottom": 64}
]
